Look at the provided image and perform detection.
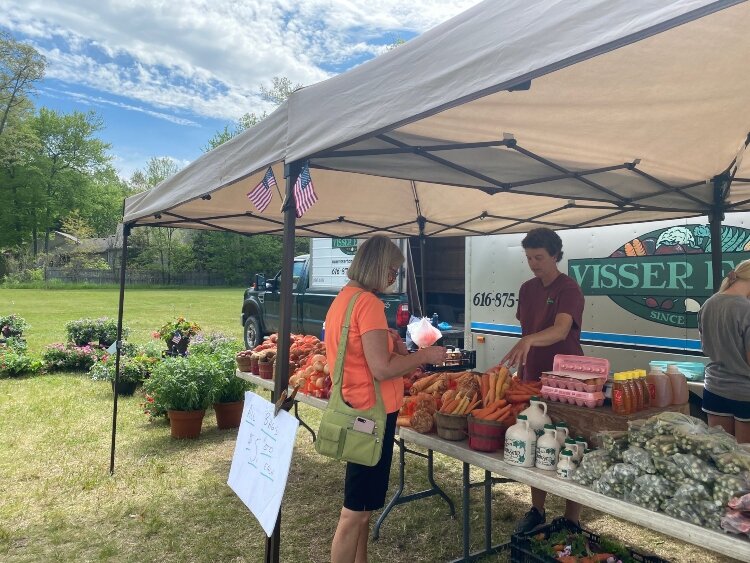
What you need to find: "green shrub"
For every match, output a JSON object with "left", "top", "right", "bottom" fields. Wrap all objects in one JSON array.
[
  {"left": 189, "top": 332, "right": 241, "bottom": 356},
  {"left": 0, "top": 349, "right": 37, "bottom": 377},
  {"left": 3, "top": 336, "right": 27, "bottom": 352},
  {"left": 144, "top": 354, "right": 216, "bottom": 412},
  {"left": 65, "top": 317, "right": 128, "bottom": 346}
]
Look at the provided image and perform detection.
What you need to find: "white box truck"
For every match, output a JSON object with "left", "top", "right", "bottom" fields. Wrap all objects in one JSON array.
[{"left": 464, "top": 215, "right": 750, "bottom": 373}]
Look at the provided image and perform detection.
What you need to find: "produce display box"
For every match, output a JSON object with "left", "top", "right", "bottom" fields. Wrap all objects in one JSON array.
[
  {"left": 510, "top": 517, "right": 669, "bottom": 563},
  {"left": 541, "top": 385, "right": 605, "bottom": 408}
]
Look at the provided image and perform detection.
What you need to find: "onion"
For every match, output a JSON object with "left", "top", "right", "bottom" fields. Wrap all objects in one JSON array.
[
  {"left": 323, "top": 364, "right": 330, "bottom": 375},
  {"left": 313, "top": 361, "right": 325, "bottom": 372}
]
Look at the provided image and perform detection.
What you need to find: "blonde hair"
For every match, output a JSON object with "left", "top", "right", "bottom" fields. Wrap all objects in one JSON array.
[
  {"left": 719, "top": 259, "right": 750, "bottom": 292},
  {"left": 347, "top": 235, "right": 404, "bottom": 291}
]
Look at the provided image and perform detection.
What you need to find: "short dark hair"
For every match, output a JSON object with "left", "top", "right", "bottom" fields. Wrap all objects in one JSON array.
[{"left": 522, "top": 228, "right": 564, "bottom": 262}]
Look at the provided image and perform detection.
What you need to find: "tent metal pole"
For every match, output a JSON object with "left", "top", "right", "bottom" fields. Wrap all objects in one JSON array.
[
  {"left": 264, "top": 161, "right": 300, "bottom": 563},
  {"left": 418, "top": 216, "right": 427, "bottom": 318},
  {"left": 109, "top": 223, "right": 130, "bottom": 475},
  {"left": 709, "top": 175, "right": 728, "bottom": 293}
]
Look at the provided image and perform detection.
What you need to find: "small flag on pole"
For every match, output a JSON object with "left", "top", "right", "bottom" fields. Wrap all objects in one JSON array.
[
  {"left": 293, "top": 162, "right": 317, "bottom": 218},
  {"left": 247, "top": 167, "right": 277, "bottom": 212}
]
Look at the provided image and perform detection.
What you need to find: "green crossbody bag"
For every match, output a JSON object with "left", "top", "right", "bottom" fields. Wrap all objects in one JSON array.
[{"left": 315, "top": 291, "right": 387, "bottom": 467}]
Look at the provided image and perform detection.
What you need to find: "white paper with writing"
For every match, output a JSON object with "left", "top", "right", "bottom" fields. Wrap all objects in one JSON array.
[{"left": 228, "top": 391, "right": 299, "bottom": 536}]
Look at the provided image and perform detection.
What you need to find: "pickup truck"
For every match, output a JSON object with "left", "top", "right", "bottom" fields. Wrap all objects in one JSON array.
[{"left": 241, "top": 254, "right": 411, "bottom": 348}]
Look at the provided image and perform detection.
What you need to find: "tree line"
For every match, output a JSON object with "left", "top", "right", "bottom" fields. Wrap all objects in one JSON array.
[{"left": 0, "top": 33, "right": 307, "bottom": 285}]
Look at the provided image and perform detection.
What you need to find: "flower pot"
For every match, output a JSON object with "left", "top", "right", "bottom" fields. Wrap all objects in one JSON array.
[
  {"left": 168, "top": 409, "right": 205, "bottom": 439},
  {"left": 258, "top": 361, "right": 273, "bottom": 380},
  {"left": 214, "top": 400, "right": 244, "bottom": 429},
  {"left": 112, "top": 379, "right": 138, "bottom": 396}
]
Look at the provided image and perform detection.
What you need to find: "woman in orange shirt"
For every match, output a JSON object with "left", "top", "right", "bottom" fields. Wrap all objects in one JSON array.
[{"left": 327, "top": 235, "right": 446, "bottom": 563}]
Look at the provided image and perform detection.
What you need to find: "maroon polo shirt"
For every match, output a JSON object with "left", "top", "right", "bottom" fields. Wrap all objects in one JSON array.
[{"left": 516, "top": 273, "right": 585, "bottom": 381}]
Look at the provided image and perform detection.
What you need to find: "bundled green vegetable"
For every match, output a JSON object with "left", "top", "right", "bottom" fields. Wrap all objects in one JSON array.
[
  {"left": 625, "top": 474, "right": 675, "bottom": 512},
  {"left": 671, "top": 452, "right": 720, "bottom": 484},
  {"left": 594, "top": 463, "right": 641, "bottom": 499},
  {"left": 650, "top": 411, "right": 706, "bottom": 436},
  {"left": 597, "top": 430, "right": 629, "bottom": 461},
  {"left": 713, "top": 447, "right": 750, "bottom": 474},
  {"left": 645, "top": 434, "right": 680, "bottom": 458},
  {"left": 713, "top": 472, "right": 750, "bottom": 505},
  {"left": 627, "top": 419, "right": 655, "bottom": 447},
  {"left": 673, "top": 425, "right": 737, "bottom": 460},
  {"left": 573, "top": 449, "right": 614, "bottom": 485},
  {"left": 652, "top": 454, "right": 684, "bottom": 483},
  {"left": 622, "top": 446, "right": 656, "bottom": 474}
]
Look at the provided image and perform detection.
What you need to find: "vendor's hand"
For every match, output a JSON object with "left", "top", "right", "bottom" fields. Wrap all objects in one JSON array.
[
  {"left": 388, "top": 329, "right": 408, "bottom": 356},
  {"left": 501, "top": 337, "right": 533, "bottom": 369},
  {"left": 420, "top": 346, "right": 447, "bottom": 365}
]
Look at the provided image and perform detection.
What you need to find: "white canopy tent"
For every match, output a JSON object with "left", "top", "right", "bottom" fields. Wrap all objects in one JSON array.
[{"left": 113, "top": 2, "right": 750, "bottom": 558}]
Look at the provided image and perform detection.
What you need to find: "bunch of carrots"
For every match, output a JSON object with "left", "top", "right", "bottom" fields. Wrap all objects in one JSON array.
[
  {"left": 504, "top": 377, "right": 543, "bottom": 404},
  {"left": 438, "top": 389, "right": 480, "bottom": 415}
]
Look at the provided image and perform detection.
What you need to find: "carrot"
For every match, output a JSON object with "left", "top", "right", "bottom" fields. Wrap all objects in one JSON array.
[
  {"left": 440, "top": 398, "right": 460, "bottom": 413},
  {"left": 465, "top": 399, "right": 481, "bottom": 413},
  {"left": 481, "top": 372, "right": 490, "bottom": 406},
  {"left": 451, "top": 397, "right": 468, "bottom": 415},
  {"left": 488, "top": 371, "right": 497, "bottom": 402},
  {"left": 411, "top": 373, "right": 438, "bottom": 392}
]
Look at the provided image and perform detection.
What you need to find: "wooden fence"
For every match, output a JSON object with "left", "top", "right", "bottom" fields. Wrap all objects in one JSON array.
[{"left": 44, "top": 268, "right": 228, "bottom": 286}]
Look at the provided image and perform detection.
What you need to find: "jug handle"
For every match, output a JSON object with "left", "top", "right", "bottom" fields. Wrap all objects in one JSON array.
[{"left": 540, "top": 401, "right": 547, "bottom": 415}]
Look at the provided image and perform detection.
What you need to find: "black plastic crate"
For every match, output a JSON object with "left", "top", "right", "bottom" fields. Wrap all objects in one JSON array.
[{"left": 510, "top": 517, "right": 669, "bottom": 563}]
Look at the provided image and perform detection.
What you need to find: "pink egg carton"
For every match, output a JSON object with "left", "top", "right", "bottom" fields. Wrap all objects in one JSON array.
[
  {"left": 540, "top": 373, "right": 606, "bottom": 393},
  {"left": 553, "top": 354, "right": 610, "bottom": 376},
  {"left": 541, "top": 385, "right": 605, "bottom": 408}
]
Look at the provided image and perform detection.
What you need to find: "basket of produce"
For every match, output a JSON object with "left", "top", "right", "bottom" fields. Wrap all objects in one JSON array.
[
  {"left": 467, "top": 414, "right": 509, "bottom": 452},
  {"left": 250, "top": 353, "right": 260, "bottom": 375},
  {"left": 434, "top": 411, "right": 468, "bottom": 441},
  {"left": 258, "top": 360, "right": 274, "bottom": 380},
  {"left": 235, "top": 350, "right": 254, "bottom": 372},
  {"left": 511, "top": 517, "right": 668, "bottom": 563}
]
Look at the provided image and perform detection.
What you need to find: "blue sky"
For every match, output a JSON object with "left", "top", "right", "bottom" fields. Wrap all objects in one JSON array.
[{"left": 2, "top": 0, "right": 479, "bottom": 179}]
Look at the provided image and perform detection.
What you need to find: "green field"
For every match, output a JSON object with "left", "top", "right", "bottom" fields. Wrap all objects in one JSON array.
[{"left": 0, "top": 288, "right": 736, "bottom": 562}]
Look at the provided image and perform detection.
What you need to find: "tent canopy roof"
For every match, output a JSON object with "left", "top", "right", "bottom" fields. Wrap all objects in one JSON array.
[{"left": 123, "top": 0, "right": 750, "bottom": 238}]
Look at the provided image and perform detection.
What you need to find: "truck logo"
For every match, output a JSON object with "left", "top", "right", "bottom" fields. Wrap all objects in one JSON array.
[
  {"left": 568, "top": 225, "right": 750, "bottom": 328},
  {"left": 332, "top": 238, "right": 358, "bottom": 255}
]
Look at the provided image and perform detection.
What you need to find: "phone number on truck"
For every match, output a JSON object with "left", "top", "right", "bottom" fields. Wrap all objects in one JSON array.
[{"left": 472, "top": 291, "right": 517, "bottom": 308}]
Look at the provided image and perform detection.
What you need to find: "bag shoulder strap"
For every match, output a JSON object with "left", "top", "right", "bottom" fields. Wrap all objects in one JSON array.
[{"left": 328, "top": 290, "right": 384, "bottom": 412}]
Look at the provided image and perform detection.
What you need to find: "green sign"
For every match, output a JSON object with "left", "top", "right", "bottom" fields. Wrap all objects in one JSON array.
[
  {"left": 568, "top": 224, "right": 750, "bottom": 328},
  {"left": 332, "top": 238, "right": 358, "bottom": 255}
]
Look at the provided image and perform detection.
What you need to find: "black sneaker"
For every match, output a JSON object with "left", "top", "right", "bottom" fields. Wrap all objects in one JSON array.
[{"left": 514, "top": 506, "right": 546, "bottom": 534}]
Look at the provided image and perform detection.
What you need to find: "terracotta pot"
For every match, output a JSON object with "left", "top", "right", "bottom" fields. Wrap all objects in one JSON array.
[
  {"left": 111, "top": 379, "right": 138, "bottom": 396},
  {"left": 214, "top": 400, "right": 244, "bottom": 429},
  {"left": 168, "top": 409, "right": 205, "bottom": 439}
]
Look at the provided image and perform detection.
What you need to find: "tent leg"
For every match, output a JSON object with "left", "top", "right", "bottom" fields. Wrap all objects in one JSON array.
[
  {"left": 418, "top": 216, "right": 427, "bottom": 316},
  {"left": 264, "top": 161, "right": 300, "bottom": 563},
  {"left": 709, "top": 176, "right": 728, "bottom": 293},
  {"left": 109, "top": 224, "right": 130, "bottom": 475}
]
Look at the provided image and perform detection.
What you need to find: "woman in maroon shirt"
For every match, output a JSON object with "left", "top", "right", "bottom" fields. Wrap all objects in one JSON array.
[{"left": 502, "top": 228, "right": 584, "bottom": 533}]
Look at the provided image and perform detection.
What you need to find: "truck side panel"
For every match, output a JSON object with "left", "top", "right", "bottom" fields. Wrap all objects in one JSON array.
[{"left": 465, "top": 216, "right": 750, "bottom": 373}]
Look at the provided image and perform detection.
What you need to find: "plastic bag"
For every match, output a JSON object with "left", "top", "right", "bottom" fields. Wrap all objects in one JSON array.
[
  {"left": 625, "top": 474, "right": 675, "bottom": 512},
  {"left": 671, "top": 452, "right": 720, "bottom": 484},
  {"left": 595, "top": 463, "right": 640, "bottom": 498},
  {"left": 728, "top": 492, "right": 750, "bottom": 511},
  {"left": 596, "top": 430, "right": 628, "bottom": 461},
  {"left": 674, "top": 425, "right": 737, "bottom": 460},
  {"left": 649, "top": 411, "right": 706, "bottom": 436},
  {"left": 714, "top": 473, "right": 750, "bottom": 505},
  {"left": 645, "top": 434, "right": 680, "bottom": 458},
  {"left": 627, "top": 419, "right": 655, "bottom": 447},
  {"left": 673, "top": 480, "right": 712, "bottom": 503},
  {"left": 622, "top": 446, "right": 656, "bottom": 474},
  {"left": 652, "top": 454, "right": 685, "bottom": 483},
  {"left": 713, "top": 446, "right": 750, "bottom": 474},
  {"left": 721, "top": 509, "right": 750, "bottom": 535},
  {"left": 406, "top": 317, "right": 442, "bottom": 348},
  {"left": 572, "top": 449, "right": 613, "bottom": 485}
]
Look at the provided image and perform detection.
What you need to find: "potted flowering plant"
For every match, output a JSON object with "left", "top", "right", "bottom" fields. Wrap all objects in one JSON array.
[
  {"left": 89, "top": 352, "right": 156, "bottom": 396},
  {"left": 154, "top": 317, "right": 201, "bottom": 356},
  {"left": 144, "top": 353, "right": 215, "bottom": 438},
  {"left": 0, "top": 314, "right": 29, "bottom": 338}
]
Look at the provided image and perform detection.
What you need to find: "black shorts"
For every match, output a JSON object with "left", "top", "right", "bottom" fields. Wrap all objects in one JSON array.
[
  {"left": 702, "top": 388, "right": 750, "bottom": 422},
  {"left": 343, "top": 411, "right": 398, "bottom": 512}
]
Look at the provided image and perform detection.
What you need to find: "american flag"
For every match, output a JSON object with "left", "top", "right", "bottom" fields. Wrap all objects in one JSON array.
[
  {"left": 293, "top": 162, "right": 318, "bottom": 218},
  {"left": 246, "top": 166, "right": 277, "bottom": 212}
]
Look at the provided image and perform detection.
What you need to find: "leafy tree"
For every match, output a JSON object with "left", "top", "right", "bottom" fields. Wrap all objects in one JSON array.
[
  {"left": 30, "top": 108, "right": 111, "bottom": 253},
  {"left": 60, "top": 209, "right": 95, "bottom": 239},
  {"left": 0, "top": 32, "right": 45, "bottom": 136}
]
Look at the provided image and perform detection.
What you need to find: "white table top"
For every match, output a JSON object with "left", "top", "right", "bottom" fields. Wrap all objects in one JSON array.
[
  {"left": 398, "top": 427, "right": 750, "bottom": 561},
  {"left": 236, "top": 370, "right": 329, "bottom": 410}
]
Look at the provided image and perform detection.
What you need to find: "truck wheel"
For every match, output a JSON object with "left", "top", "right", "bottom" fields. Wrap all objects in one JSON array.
[{"left": 244, "top": 316, "right": 262, "bottom": 349}]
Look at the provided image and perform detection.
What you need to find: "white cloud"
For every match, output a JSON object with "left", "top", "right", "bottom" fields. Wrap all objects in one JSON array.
[{"left": 1, "top": 0, "right": 480, "bottom": 121}]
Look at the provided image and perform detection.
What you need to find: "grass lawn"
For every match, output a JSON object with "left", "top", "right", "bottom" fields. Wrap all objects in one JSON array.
[{"left": 0, "top": 288, "right": 740, "bottom": 562}]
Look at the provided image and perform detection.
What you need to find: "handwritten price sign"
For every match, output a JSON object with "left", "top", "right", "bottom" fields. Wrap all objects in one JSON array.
[{"left": 228, "top": 391, "right": 299, "bottom": 536}]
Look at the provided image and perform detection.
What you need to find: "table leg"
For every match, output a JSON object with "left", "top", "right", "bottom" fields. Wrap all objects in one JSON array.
[{"left": 372, "top": 437, "right": 456, "bottom": 540}]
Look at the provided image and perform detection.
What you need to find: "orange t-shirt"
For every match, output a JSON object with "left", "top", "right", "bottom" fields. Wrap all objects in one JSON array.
[{"left": 324, "top": 285, "right": 404, "bottom": 413}]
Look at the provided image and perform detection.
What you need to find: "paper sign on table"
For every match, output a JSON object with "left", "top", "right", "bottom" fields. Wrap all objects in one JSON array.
[{"left": 228, "top": 391, "right": 299, "bottom": 536}]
